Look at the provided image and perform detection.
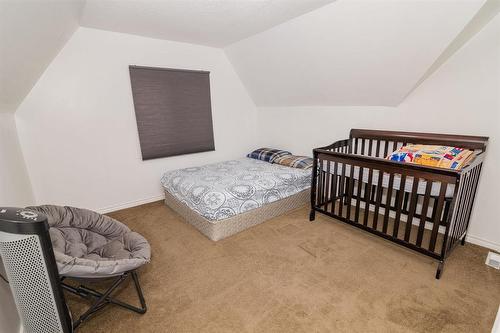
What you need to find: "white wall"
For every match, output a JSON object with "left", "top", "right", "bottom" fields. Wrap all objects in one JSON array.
[
  {"left": 0, "top": 113, "right": 34, "bottom": 206},
  {"left": 257, "top": 14, "right": 500, "bottom": 250},
  {"left": 0, "top": 113, "right": 32, "bottom": 333},
  {"left": 16, "top": 27, "right": 258, "bottom": 212}
]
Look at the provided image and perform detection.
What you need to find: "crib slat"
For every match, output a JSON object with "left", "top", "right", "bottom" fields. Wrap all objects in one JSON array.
[
  {"left": 331, "top": 162, "right": 338, "bottom": 215},
  {"left": 430, "top": 197, "right": 439, "bottom": 223},
  {"left": 363, "top": 168, "right": 373, "bottom": 226},
  {"left": 372, "top": 171, "right": 384, "bottom": 230},
  {"left": 416, "top": 181, "right": 433, "bottom": 247},
  {"left": 376, "top": 140, "right": 381, "bottom": 158},
  {"left": 323, "top": 161, "right": 331, "bottom": 210},
  {"left": 392, "top": 174, "right": 406, "bottom": 238},
  {"left": 324, "top": 161, "right": 329, "bottom": 206},
  {"left": 354, "top": 166, "right": 363, "bottom": 223},
  {"left": 452, "top": 177, "right": 466, "bottom": 243},
  {"left": 462, "top": 169, "right": 476, "bottom": 220},
  {"left": 354, "top": 138, "right": 359, "bottom": 155},
  {"left": 346, "top": 165, "right": 355, "bottom": 221},
  {"left": 441, "top": 199, "right": 450, "bottom": 226},
  {"left": 454, "top": 169, "right": 475, "bottom": 244},
  {"left": 317, "top": 160, "right": 322, "bottom": 204},
  {"left": 318, "top": 160, "right": 324, "bottom": 205},
  {"left": 429, "top": 183, "right": 447, "bottom": 252},
  {"left": 371, "top": 184, "right": 376, "bottom": 201},
  {"left": 316, "top": 160, "right": 322, "bottom": 204},
  {"left": 402, "top": 192, "right": 409, "bottom": 212},
  {"left": 323, "top": 161, "right": 329, "bottom": 205},
  {"left": 404, "top": 178, "right": 419, "bottom": 242},
  {"left": 462, "top": 166, "right": 481, "bottom": 233},
  {"left": 382, "top": 173, "right": 395, "bottom": 234},
  {"left": 458, "top": 167, "right": 479, "bottom": 241},
  {"left": 450, "top": 172, "right": 470, "bottom": 247},
  {"left": 368, "top": 139, "right": 373, "bottom": 157},
  {"left": 361, "top": 139, "right": 366, "bottom": 156},
  {"left": 321, "top": 160, "right": 326, "bottom": 205},
  {"left": 448, "top": 182, "right": 463, "bottom": 249},
  {"left": 338, "top": 163, "right": 346, "bottom": 218},
  {"left": 384, "top": 141, "right": 389, "bottom": 157}
]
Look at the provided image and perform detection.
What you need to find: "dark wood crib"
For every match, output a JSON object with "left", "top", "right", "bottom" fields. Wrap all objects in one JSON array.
[{"left": 309, "top": 129, "right": 488, "bottom": 279}]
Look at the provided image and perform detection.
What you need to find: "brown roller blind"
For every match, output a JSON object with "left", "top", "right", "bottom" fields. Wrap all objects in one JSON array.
[{"left": 129, "top": 65, "right": 215, "bottom": 160}]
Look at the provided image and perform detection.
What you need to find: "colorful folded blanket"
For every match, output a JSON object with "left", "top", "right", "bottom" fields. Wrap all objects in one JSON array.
[{"left": 387, "top": 144, "right": 474, "bottom": 170}]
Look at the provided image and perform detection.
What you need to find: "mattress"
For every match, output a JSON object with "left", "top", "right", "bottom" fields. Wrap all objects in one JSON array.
[
  {"left": 321, "top": 163, "right": 456, "bottom": 197},
  {"left": 164, "top": 189, "right": 309, "bottom": 241},
  {"left": 161, "top": 158, "right": 311, "bottom": 222}
]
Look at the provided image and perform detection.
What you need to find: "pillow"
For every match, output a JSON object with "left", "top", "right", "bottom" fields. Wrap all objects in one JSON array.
[
  {"left": 387, "top": 144, "right": 474, "bottom": 170},
  {"left": 247, "top": 148, "right": 291, "bottom": 163},
  {"left": 273, "top": 155, "right": 314, "bottom": 169}
]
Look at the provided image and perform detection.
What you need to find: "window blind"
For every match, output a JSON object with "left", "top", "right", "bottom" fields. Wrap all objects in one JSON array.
[{"left": 129, "top": 65, "right": 215, "bottom": 160}]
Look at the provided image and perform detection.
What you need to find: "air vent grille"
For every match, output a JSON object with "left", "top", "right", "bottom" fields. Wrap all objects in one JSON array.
[{"left": 486, "top": 251, "right": 500, "bottom": 270}]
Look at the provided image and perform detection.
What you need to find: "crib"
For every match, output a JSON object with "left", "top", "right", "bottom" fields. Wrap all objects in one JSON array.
[{"left": 309, "top": 129, "right": 488, "bottom": 279}]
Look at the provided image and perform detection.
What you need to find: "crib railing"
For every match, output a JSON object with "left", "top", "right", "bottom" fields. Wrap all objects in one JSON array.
[
  {"left": 444, "top": 159, "right": 483, "bottom": 255},
  {"left": 310, "top": 129, "right": 487, "bottom": 279}
]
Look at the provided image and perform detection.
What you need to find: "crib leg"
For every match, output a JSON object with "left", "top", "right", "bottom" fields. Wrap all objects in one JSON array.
[
  {"left": 461, "top": 234, "right": 467, "bottom": 246},
  {"left": 435, "top": 261, "right": 444, "bottom": 279},
  {"left": 309, "top": 210, "right": 316, "bottom": 221}
]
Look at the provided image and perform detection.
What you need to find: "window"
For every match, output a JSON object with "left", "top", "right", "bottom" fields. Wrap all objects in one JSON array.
[{"left": 129, "top": 65, "right": 215, "bottom": 160}]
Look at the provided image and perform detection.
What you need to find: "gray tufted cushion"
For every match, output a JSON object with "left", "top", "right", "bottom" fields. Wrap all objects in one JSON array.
[{"left": 26, "top": 205, "right": 151, "bottom": 278}]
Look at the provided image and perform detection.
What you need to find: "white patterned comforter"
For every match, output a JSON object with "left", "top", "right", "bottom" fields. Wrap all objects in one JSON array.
[{"left": 161, "top": 158, "right": 311, "bottom": 222}]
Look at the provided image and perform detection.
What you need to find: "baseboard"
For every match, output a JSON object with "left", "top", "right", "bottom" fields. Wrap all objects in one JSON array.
[
  {"left": 97, "top": 195, "right": 165, "bottom": 214},
  {"left": 96, "top": 195, "right": 500, "bottom": 251},
  {"left": 466, "top": 234, "right": 500, "bottom": 252}
]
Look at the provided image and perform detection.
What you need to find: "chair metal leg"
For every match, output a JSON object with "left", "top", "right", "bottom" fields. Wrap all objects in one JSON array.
[
  {"left": 131, "top": 271, "right": 147, "bottom": 314},
  {"left": 71, "top": 273, "right": 128, "bottom": 329},
  {"left": 61, "top": 270, "right": 147, "bottom": 329}
]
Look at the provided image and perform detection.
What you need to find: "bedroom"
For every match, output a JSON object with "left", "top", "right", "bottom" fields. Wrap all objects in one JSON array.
[{"left": 0, "top": 0, "right": 499, "bottom": 332}]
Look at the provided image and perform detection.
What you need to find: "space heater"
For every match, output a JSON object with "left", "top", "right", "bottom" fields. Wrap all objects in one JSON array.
[{"left": 0, "top": 207, "right": 73, "bottom": 333}]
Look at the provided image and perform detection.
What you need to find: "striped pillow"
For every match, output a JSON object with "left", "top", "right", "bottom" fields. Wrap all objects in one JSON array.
[
  {"left": 247, "top": 148, "right": 291, "bottom": 163},
  {"left": 273, "top": 155, "right": 314, "bottom": 169}
]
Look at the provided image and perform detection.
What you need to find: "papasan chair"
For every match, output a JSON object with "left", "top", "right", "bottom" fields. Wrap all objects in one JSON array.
[{"left": 26, "top": 205, "right": 151, "bottom": 330}]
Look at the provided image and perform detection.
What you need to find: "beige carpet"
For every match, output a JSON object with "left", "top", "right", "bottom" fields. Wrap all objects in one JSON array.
[{"left": 68, "top": 201, "right": 500, "bottom": 333}]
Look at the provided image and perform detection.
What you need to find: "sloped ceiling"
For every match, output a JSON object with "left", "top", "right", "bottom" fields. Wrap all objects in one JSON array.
[
  {"left": 0, "top": 0, "right": 490, "bottom": 112},
  {"left": 407, "top": 0, "right": 500, "bottom": 97},
  {"left": 225, "top": 0, "right": 486, "bottom": 107},
  {"left": 0, "top": 0, "right": 84, "bottom": 113},
  {"left": 80, "top": 0, "right": 334, "bottom": 47}
]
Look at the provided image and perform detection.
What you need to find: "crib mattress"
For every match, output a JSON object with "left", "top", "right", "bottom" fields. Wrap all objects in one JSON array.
[{"left": 322, "top": 164, "right": 455, "bottom": 197}]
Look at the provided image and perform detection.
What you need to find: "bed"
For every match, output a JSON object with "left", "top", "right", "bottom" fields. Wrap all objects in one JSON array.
[
  {"left": 310, "top": 129, "right": 488, "bottom": 279},
  {"left": 161, "top": 158, "right": 311, "bottom": 241}
]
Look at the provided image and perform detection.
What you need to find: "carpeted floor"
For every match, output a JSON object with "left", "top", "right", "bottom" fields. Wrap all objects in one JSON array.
[{"left": 69, "top": 201, "right": 500, "bottom": 333}]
